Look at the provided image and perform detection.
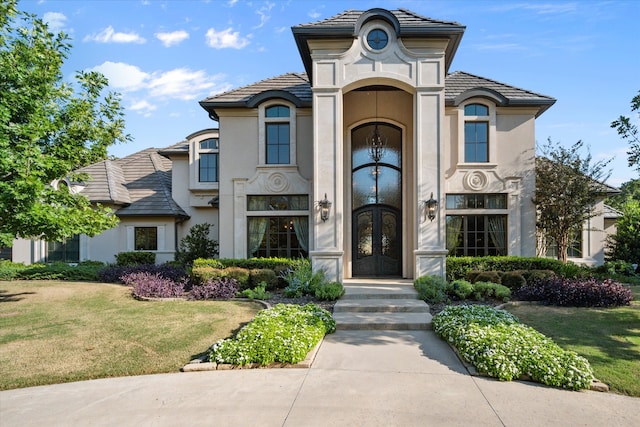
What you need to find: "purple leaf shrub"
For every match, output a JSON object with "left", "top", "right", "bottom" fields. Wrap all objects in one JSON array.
[
  {"left": 188, "top": 278, "right": 239, "bottom": 300},
  {"left": 121, "top": 272, "right": 186, "bottom": 299},
  {"left": 515, "top": 277, "right": 633, "bottom": 307}
]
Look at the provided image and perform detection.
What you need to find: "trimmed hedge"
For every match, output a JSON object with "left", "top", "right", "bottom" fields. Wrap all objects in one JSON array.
[
  {"left": 446, "top": 256, "right": 581, "bottom": 282},
  {"left": 115, "top": 251, "right": 155, "bottom": 266}
]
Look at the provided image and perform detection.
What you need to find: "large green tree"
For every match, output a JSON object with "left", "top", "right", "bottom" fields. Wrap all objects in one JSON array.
[
  {"left": 611, "top": 90, "right": 640, "bottom": 173},
  {"left": 0, "top": 1, "right": 130, "bottom": 246},
  {"left": 535, "top": 140, "right": 611, "bottom": 263}
]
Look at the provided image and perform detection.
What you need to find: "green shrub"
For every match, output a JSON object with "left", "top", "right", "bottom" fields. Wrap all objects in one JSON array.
[
  {"left": 414, "top": 275, "right": 448, "bottom": 304},
  {"left": 217, "top": 257, "right": 299, "bottom": 271},
  {"left": 523, "top": 269, "right": 557, "bottom": 283},
  {"left": 446, "top": 256, "right": 573, "bottom": 281},
  {"left": 314, "top": 282, "right": 345, "bottom": 301},
  {"left": 223, "top": 267, "right": 251, "bottom": 290},
  {"left": 192, "top": 258, "right": 224, "bottom": 269},
  {"left": 191, "top": 266, "right": 225, "bottom": 285},
  {"left": 471, "top": 281, "right": 511, "bottom": 302},
  {"left": 473, "top": 271, "right": 502, "bottom": 284},
  {"left": 447, "top": 279, "right": 474, "bottom": 300},
  {"left": 281, "top": 260, "right": 326, "bottom": 297},
  {"left": 432, "top": 305, "right": 593, "bottom": 390},
  {"left": 465, "top": 270, "right": 482, "bottom": 283},
  {"left": 249, "top": 269, "right": 278, "bottom": 290},
  {"left": 240, "top": 282, "right": 272, "bottom": 300},
  {"left": 175, "top": 223, "right": 219, "bottom": 266},
  {"left": 209, "top": 303, "right": 335, "bottom": 366},
  {"left": 15, "top": 262, "right": 102, "bottom": 281},
  {"left": 116, "top": 251, "right": 155, "bottom": 266},
  {"left": 0, "top": 260, "right": 27, "bottom": 280},
  {"left": 501, "top": 272, "right": 526, "bottom": 290}
]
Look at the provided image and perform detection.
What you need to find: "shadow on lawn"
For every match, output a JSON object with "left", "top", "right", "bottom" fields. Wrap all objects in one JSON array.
[{"left": 0, "top": 289, "right": 36, "bottom": 303}]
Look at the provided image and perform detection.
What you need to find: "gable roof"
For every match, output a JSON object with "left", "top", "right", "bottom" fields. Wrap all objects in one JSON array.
[
  {"left": 292, "top": 8, "right": 465, "bottom": 79},
  {"left": 78, "top": 149, "right": 189, "bottom": 219},
  {"left": 200, "top": 72, "right": 554, "bottom": 119}
]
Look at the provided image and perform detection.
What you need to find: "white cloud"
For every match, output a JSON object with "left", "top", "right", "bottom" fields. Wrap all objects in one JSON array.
[
  {"left": 253, "top": 2, "right": 275, "bottom": 29},
  {"left": 155, "top": 30, "right": 189, "bottom": 47},
  {"left": 89, "top": 62, "right": 149, "bottom": 92},
  {"left": 148, "top": 68, "right": 222, "bottom": 101},
  {"left": 205, "top": 27, "right": 250, "bottom": 49},
  {"left": 84, "top": 26, "right": 146, "bottom": 44},
  {"left": 129, "top": 99, "right": 157, "bottom": 117},
  {"left": 88, "top": 62, "right": 231, "bottom": 115},
  {"left": 472, "top": 43, "right": 525, "bottom": 51},
  {"left": 43, "top": 12, "right": 67, "bottom": 32},
  {"left": 308, "top": 9, "right": 321, "bottom": 19},
  {"left": 491, "top": 2, "right": 578, "bottom": 15}
]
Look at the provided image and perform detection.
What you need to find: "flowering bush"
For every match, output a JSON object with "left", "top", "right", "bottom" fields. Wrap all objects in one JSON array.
[
  {"left": 210, "top": 303, "right": 335, "bottom": 366},
  {"left": 121, "top": 272, "right": 186, "bottom": 298},
  {"left": 98, "top": 263, "right": 188, "bottom": 284},
  {"left": 515, "top": 277, "right": 633, "bottom": 307},
  {"left": 189, "top": 277, "right": 239, "bottom": 300},
  {"left": 433, "top": 305, "right": 593, "bottom": 390}
]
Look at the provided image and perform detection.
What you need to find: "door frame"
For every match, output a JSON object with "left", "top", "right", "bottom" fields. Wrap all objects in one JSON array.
[{"left": 346, "top": 119, "right": 408, "bottom": 278}]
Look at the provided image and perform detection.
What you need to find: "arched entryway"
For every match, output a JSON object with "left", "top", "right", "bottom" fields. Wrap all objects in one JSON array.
[{"left": 351, "top": 122, "right": 402, "bottom": 277}]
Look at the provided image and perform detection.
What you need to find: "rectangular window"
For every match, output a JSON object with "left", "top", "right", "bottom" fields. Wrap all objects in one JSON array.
[
  {"left": 134, "top": 227, "right": 157, "bottom": 251},
  {"left": 247, "top": 216, "right": 308, "bottom": 258},
  {"left": 546, "top": 231, "right": 582, "bottom": 258},
  {"left": 0, "top": 246, "right": 11, "bottom": 260},
  {"left": 247, "top": 195, "right": 309, "bottom": 211},
  {"left": 47, "top": 235, "right": 80, "bottom": 263},
  {"left": 464, "top": 122, "right": 488, "bottom": 162},
  {"left": 266, "top": 123, "right": 290, "bottom": 164},
  {"left": 446, "top": 215, "right": 507, "bottom": 256},
  {"left": 199, "top": 153, "right": 218, "bottom": 182},
  {"left": 446, "top": 194, "right": 507, "bottom": 210}
]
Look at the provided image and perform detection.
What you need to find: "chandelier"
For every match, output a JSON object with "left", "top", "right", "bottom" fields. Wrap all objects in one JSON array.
[{"left": 367, "top": 91, "right": 386, "bottom": 163}]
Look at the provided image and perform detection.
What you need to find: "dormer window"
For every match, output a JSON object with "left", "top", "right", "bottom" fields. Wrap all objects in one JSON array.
[
  {"left": 265, "top": 105, "right": 290, "bottom": 164},
  {"left": 464, "top": 103, "right": 489, "bottom": 163}
]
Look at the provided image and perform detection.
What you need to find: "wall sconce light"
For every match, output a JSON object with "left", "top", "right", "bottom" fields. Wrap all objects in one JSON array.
[
  {"left": 318, "top": 193, "right": 332, "bottom": 222},
  {"left": 421, "top": 192, "right": 438, "bottom": 222}
]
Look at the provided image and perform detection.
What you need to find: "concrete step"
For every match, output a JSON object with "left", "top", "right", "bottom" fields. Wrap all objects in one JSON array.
[
  {"left": 332, "top": 312, "right": 433, "bottom": 331},
  {"left": 341, "top": 283, "right": 419, "bottom": 300},
  {"left": 333, "top": 299, "right": 429, "bottom": 313}
]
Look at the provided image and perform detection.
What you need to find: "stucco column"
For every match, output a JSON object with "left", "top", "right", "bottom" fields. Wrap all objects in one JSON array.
[
  {"left": 310, "top": 87, "right": 344, "bottom": 281},
  {"left": 414, "top": 88, "right": 447, "bottom": 278}
]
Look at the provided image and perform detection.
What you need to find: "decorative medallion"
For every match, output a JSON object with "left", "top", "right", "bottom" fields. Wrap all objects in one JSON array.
[
  {"left": 463, "top": 170, "right": 488, "bottom": 191},
  {"left": 265, "top": 172, "right": 290, "bottom": 193}
]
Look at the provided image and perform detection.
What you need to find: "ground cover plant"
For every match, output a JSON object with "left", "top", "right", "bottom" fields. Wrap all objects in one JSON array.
[
  {"left": 504, "top": 285, "right": 640, "bottom": 396},
  {"left": 414, "top": 275, "right": 510, "bottom": 304},
  {"left": 209, "top": 303, "right": 336, "bottom": 366},
  {"left": 432, "top": 305, "right": 594, "bottom": 390},
  {"left": 0, "top": 280, "right": 262, "bottom": 390},
  {"left": 515, "top": 277, "right": 633, "bottom": 307}
]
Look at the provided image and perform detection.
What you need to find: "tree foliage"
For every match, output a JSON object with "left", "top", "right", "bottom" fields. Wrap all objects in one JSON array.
[
  {"left": 535, "top": 140, "right": 611, "bottom": 263},
  {"left": 611, "top": 90, "right": 640, "bottom": 173},
  {"left": 0, "top": 1, "right": 130, "bottom": 246},
  {"left": 606, "top": 200, "right": 640, "bottom": 264},
  {"left": 606, "top": 178, "right": 640, "bottom": 211}
]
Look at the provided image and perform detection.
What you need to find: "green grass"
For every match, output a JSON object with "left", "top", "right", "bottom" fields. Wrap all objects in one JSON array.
[
  {"left": 0, "top": 280, "right": 262, "bottom": 390},
  {"left": 503, "top": 285, "right": 640, "bottom": 397}
]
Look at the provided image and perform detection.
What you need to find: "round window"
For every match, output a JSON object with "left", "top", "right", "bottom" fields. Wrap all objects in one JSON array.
[{"left": 366, "top": 28, "right": 388, "bottom": 50}]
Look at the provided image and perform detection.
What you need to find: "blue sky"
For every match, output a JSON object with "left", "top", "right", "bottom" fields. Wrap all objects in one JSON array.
[{"left": 21, "top": 0, "right": 640, "bottom": 186}]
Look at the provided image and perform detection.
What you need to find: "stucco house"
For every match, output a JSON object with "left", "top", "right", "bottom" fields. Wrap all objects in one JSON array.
[{"left": 4, "top": 8, "right": 618, "bottom": 278}]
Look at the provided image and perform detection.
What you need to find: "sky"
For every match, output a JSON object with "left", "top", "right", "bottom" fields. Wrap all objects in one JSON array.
[{"left": 19, "top": 0, "right": 640, "bottom": 186}]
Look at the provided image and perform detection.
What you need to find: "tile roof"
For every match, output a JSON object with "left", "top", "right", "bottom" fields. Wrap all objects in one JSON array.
[
  {"left": 604, "top": 204, "right": 623, "bottom": 219},
  {"left": 78, "top": 148, "right": 189, "bottom": 219},
  {"left": 445, "top": 71, "right": 556, "bottom": 115},
  {"left": 200, "top": 73, "right": 311, "bottom": 120},
  {"left": 293, "top": 8, "right": 462, "bottom": 29},
  {"left": 201, "top": 71, "right": 555, "bottom": 118}
]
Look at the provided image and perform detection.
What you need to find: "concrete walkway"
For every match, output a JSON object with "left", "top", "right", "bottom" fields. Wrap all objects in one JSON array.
[{"left": 1, "top": 281, "right": 639, "bottom": 426}]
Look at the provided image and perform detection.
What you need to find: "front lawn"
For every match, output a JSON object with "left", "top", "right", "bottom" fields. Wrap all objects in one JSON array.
[
  {"left": 0, "top": 280, "right": 262, "bottom": 390},
  {"left": 503, "top": 285, "right": 640, "bottom": 396}
]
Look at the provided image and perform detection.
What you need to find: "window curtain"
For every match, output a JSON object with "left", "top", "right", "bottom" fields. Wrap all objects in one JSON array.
[
  {"left": 292, "top": 216, "right": 309, "bottom": 253},
  {"left": 488, "top": 216, "right": 506, "bottom": 255},
  {"left": 446, "top": 216, "right": 463, "bottom": 254},
  {"left": 248, "top": 218, "right": 268, "bottom": 257}
]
